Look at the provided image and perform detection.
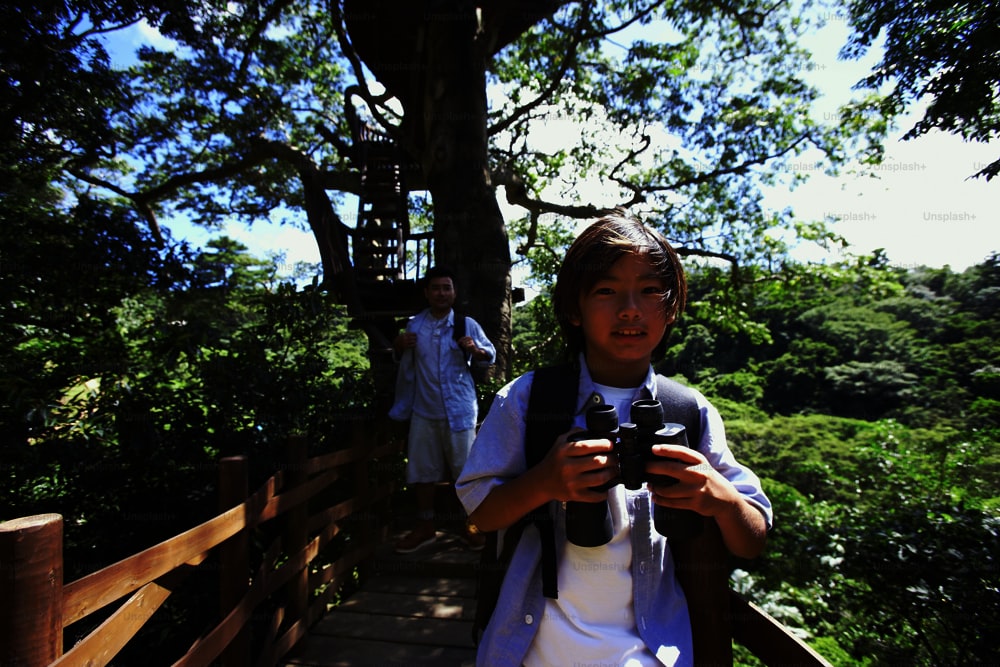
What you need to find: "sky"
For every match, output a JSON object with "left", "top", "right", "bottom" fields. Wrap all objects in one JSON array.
[
  {"left": 134, "top": 11, "right": 997, "bottom": 276},
  {"left": 757, "top": 14, "right": 999, "bottom": 271}
]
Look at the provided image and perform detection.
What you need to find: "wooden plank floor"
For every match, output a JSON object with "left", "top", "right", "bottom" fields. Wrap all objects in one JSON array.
[{"left": 282, "top": 529, "right": 480, "bottom": 667}]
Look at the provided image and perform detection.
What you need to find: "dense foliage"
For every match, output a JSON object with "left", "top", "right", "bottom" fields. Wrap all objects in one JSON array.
[
  {"left": 840, "top": 0, "right": 1000, "bottom": 180},
  {"left": 0, "top": 199, "right": 371, "bottom": 569}
]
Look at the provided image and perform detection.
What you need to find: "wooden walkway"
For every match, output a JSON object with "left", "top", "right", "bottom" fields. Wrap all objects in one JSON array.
[{"left": 282, "top": 527, "right": 480, "bottom": 667}]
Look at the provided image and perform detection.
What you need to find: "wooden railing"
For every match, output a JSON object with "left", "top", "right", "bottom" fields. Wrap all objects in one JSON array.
[
  {"left": 2, "top": 415, "right": 832, "bottom": 667},
  {"left": 0, "top": 419, "right": 404, "bottom": 667}
]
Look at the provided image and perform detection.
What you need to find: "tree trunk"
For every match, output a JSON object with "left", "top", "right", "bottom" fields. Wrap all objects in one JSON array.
[{"left": 421, "top": 2, "right": 512, "bottom": 380}]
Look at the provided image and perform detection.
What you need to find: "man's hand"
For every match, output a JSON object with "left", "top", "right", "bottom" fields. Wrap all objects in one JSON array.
[
  {"left": 394, "top": 331, "right": 417, "bottom": 354},
  {"left": 457, "top": 335, "right": 489, "bottom": 361}
]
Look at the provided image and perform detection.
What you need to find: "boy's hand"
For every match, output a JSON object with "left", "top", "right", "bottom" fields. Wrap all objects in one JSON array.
[
  {"left": 646, "top": 444, "right": 769, "bottom": 559},
  {"left": 538, "top": 429, "right": 617, "bottom": 502},
  {"left": 644, "top": 444, "right": 741, "bottom": 518}
]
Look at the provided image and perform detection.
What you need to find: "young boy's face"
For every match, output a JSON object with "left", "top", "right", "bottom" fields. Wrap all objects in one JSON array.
[{"left": 570, "top": 252, "right": 672, "bottom": 383}]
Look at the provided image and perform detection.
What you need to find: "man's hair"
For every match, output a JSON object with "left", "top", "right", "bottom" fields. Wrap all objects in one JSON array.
[
  {"left": 423, "top": 266, "right": 457, "bottom": 286},
  {"left": 552, "top": 209, "right": 687, "bottom": 360}
]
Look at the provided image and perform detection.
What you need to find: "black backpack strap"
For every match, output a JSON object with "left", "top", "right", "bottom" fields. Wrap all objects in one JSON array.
[
  {"left": 653, "top": 375, "right": 702, "bottom": 448},
  {"left": 653, "top": 375, "right": 733, "bottom": 666},
  {"left": 524, "top": 362, "right": 579, "bottom": 599},
  {"left": 471, "top": 362, "right": 578, "bottom": 644},
  {"left": 452, "top": 312, "right": 466, "bottom": 341},
  {"left": 525, "top": 362, "right": 579, "bottom": 466},
  {"left": 452, "top": 313, "right": 470, "bottom": 364}
]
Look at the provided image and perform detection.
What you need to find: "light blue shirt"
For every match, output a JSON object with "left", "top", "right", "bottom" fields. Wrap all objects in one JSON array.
[
  {"left": 388, "top": 308, "right": 496, "bottom": 432},
  {"left": 456, "top": 359, "right": 773, "bottom": 666}
]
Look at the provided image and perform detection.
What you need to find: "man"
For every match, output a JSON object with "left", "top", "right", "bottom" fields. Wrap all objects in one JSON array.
[{"left": 389, "top": 266, "right": 496, "bottom": 552}]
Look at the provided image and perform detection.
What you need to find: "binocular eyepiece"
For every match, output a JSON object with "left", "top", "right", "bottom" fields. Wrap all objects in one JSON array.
[{"left": 565, "top": 399, "right": 704, "bottom": 547}]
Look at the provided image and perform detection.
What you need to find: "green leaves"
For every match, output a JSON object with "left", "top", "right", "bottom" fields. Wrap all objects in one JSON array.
[{"left": 840, "top": 0, "right": 1000, "bottom": 179}]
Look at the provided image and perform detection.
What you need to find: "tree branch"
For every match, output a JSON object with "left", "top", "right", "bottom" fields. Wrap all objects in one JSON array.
[
  {"left": 66, "top": 167, "right": 164, "bottom": 244},
  {"left": 608, "top": 132, "right": 653, "bottom": 204},
  {"left": 488, "top": 3, "right": 590, "bottom": 137},
  {"left": 642, "top": 133, "right": 813, "bottom": 192},
  {"left": 492, "top": 167, "right": 611, "bottom": 220},
  {"left": 482, "top": 0, "right": 571, "bottom": 56},
  {"left": 331, "top": 3, "right": 405, "bottom": 145},
  {"left": 234, "top": 0, "right": 297, "bottom": 83},
  {"left": 68, "top": 138, "right": 361, "bottom": 243},
  {"left": 673, "top": 245, "right": 739, "bottom": 267}
]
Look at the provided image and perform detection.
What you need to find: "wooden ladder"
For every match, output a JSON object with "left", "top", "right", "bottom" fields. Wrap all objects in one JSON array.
[{"left": 352, "top": 123, "right": 410, "bottom": 282}]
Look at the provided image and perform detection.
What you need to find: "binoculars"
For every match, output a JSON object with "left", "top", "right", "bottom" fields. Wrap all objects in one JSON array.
[{"left": 565, "top": 399, "right": 704, "bottom": 547}]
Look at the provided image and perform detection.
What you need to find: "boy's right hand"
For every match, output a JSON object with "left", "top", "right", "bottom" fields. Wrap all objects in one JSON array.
[
  {"left": 538, "top": 429, "right": 617, "bottom": 502},
  {"left": 465, "top": 429, "right": 616, "bottom": 534}
]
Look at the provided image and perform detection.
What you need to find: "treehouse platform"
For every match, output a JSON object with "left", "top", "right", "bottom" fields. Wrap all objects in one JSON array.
[{"left": 281, "top": 528, "right": 478, "bottom": 667}]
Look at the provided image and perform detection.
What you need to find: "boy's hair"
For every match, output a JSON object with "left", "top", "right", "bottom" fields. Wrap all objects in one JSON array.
[{"left": 552, "top": 209, "right": 687, "bottom": 360}]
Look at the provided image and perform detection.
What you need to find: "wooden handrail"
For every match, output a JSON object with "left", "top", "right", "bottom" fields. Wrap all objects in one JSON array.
[
  {"left": 1, "top": 419, "right": 830, "bottom": 667},
  {"left": 61, "top": 504, "right": 248, "bottom": 625},
  {"left": 0, "top": 419, "right": 404, "bottom": 667},
  {"left": 731, "top": 590, "right": 834, "bottom": 666}
]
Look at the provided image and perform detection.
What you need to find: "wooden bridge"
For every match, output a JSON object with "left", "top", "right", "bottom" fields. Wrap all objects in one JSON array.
[
  {"left": 282, "top": 527, "right": 479, "bottom": 667},
  {"left": 2, "top": 416, "right": 833, "bottom": 667}
]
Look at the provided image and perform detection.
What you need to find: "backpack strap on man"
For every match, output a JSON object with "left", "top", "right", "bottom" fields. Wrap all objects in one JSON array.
[{"left": 452, "top": 312, "right": 469, "bottom": 363}]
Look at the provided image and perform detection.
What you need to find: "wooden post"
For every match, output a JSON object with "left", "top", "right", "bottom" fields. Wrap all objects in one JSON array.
[
  {"left": 0, "top": 514, "right": 64, "bottom": 665},
  {"left": 353, "top": 419, "right": 374, "bottom": 580},
  {"left": 284, "top": 436, "right": 309, "bottom": 630},
  {"left": 218, "top": 456, "right": 250, "bottom": 667}
]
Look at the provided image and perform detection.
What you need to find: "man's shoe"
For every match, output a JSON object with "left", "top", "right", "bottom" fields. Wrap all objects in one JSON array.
[
  {"left": 395, "top": 529, "right": 437, "bottom": 554},
  {"left": 464, "top": 530, "right": 486, "bottom": 551}
]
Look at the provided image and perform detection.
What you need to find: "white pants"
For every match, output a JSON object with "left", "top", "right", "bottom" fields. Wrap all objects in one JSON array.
[{"left": 405, "top": 414, "right": 475, "bottom": 484}]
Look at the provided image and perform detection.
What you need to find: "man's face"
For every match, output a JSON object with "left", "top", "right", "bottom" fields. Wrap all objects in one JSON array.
[{"left": 425, "top": 276, "right": 456, "bottom": 315}]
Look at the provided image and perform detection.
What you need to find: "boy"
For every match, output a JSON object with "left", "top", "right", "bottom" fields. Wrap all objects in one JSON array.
[{"left": 456, "top": 211, "right": 772, "bottom": 666}]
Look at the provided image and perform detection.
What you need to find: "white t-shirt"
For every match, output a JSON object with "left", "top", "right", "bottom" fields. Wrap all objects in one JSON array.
[{"left": 524, "top": 384, "right": 661, "bottom": 666}]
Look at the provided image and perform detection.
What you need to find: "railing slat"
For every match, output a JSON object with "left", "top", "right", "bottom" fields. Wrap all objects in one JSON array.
[
  {"left": 62, "top": 504, "right": 247, "bottom": 626},
  {"left": 175, "top": 510, "right": 338, "bottom": 667},
  {"left": 54, "top": 554, "right": 207, "bottom": 667},
  {"left": 255, "top": 468, "right": 339, "bottom": 526},
  {"left": 218, "top": 455, "right": 250, "bottom": 667},
  {"left": 731, "top": 590, "right": 833, "bottom": 666}
]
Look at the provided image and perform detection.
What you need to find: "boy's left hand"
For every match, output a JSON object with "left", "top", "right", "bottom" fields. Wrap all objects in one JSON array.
[
  {"left": 644, "top": 444, "right": 742, "bottom": 519},
  {"left": 645, "top": 444, "right": 769, "bottom": 559}
]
